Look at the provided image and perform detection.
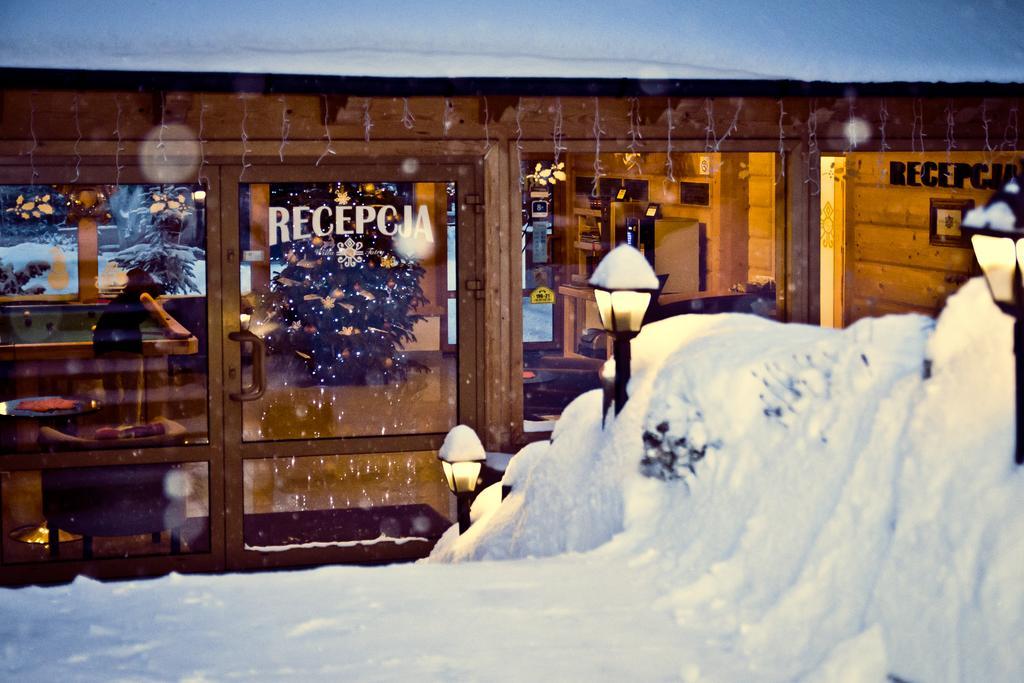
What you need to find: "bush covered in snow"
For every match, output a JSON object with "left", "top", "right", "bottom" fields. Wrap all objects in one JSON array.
[{"left": 430, "top": 278, "right": 1024, "bottom": 682}]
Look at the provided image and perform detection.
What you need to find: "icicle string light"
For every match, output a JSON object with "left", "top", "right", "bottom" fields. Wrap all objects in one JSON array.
[
  {"left": 482, "top": 96, "right": 493, "bottom": 157},
  {"left": 363, "top": 99, "right": 374, "bottom": 143},
  {"left": 846, "top": 96, "right": 856, "bottom": 152},
  {"left": 912, "top": 99, "right": 925, "bottom": 154},
  {"left": 27, "top": 92, "right": 38, "bottom": 184},
  {"left": 665, "top": 98, "right": 676, "bottom": 183},
  {"left": 278, "top": 95, "right": 290, "bottom": 162},
  {"left": 945, "top": 100, "right": 956, "bottom": 164},
  {"left": 877, "top": 98, "right": 891, "bottom": 185},
  {"left": 197, "top": 96, "right": 209, "bottom": 186},
  {"left": 805, "top": 100, "right": 820, "bottom": 196},
  {"left": 982, "top": 101, "right": 993, "bottom": 156},
  {"left": 592, "top": 97, "right": 606, "bottom": 196},
  {"left": 71, "top": 93, "right": 82, "bottom": 183},
  {"left": 705, "top": 98, "right": 742, "bottom": 154},
  {"left": 113, "top": 95, "right": 125, "bottom": 187},
  {"left": 157, "top": 90, "right": 168, "bottom": 162},
  {"left": 627, "top": 98, "right": 643, "bottom": 152},
  {"left": 515, "top": 99, "right": 524, "bottom": 187},
  {"left": 401, "top": 97, "right": 415, "bottom": 130},
  {"left": 777, "top": 99, "right": 786, "bottom": 180},
  {"left": 704, "top": 98, "right": 715, "bottom": 152},
  {"left": 626, "top": 97, "right": 643, "bottom": 174},
  {"left": 315, "top": 94, "right": 335, "bottom": 167},
  {"left": 240, "top": 96, "right": 253, "bottom": 181},
  {"left": 1003, "top": 104, "right": 1019, "bottom": 152},
  {"left": 552, "top": 97, "right": 566, "bottom": 164},
  {"left": 442, "top": 98, "right": 455, "bottom": 137}
]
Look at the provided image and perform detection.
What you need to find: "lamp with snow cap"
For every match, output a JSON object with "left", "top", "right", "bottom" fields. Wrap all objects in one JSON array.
[
  {"left": 962, "top": 171, "right": 1024, "bottom": 465},
  {"left": 589, "top": 245, "right": 659, "bottom": 416},
  {"left": 438, "top": 425, "right": 486, "bottom": 533}
]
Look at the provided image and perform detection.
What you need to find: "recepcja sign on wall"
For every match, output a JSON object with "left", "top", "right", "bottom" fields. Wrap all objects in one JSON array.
[{"left": 268, "top": 204, "right": 435, "bottom": 247}]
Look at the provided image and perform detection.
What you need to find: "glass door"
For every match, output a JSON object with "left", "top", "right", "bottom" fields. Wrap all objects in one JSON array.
[{"left": 221, "top": 163, "right": 481, "bottom": 569}]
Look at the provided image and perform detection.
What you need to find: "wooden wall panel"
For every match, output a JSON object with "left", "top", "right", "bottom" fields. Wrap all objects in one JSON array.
[{"left": 844, "top": 151, "right": 1016, "bottom": 323}]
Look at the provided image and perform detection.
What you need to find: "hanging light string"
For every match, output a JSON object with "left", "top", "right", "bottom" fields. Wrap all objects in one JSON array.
[
  {"left": 442, "top": 97, "right": 455, "bottom": 137},
  {"left": 315, "top": 93, "right": 336, "bottom": 167},
  {"left": 591, "top": 97, "right": 606, "bottom": 196},
  {"left": 1004, "top": 103, "right": 1020, "bottom": 151},
  {"left": 363, "top": 99, "right": 374, "bottom": 143},
  {"left": 552, "top": 97, "right": 566, "bottom": 165},
  {"left": 981, "top": 101, "right": 993, "bottom": 161},
  {"left": 704, "top": 98, "right": 715, "bottom": 152},
  {"left": 482, "top": 96, "right": 493, "bottom": 157},
  {"left": 912, "top": 99, "right": 925, "bottom": 154},
  {"left": 240, "top": 95, "right": 254, "bottom": 180},
  {"left": 845, "top": 95, "right": 857, "bottom": 152},
  {"left": 664, "top": 98, "right": 676, "bottom": 183},
  {"left": 777, "top": 99, "right": 786, "bottom": 181},
  {"left": 704, "top": 97, "right": 742, "bottom": 154},
  {"left": 945, "top": 100, "right": 957, "bottom": 164},
  {"left": 626, "top": 97, "right": 643, "bottom": 174},
  {"left": 805, "top": 100, "right": 820, "bottom": 196},
  {"left": 515, "top": 99, "right": 524, "bottom": 187},
  {"left": 27, "top": 92, "right": 38, "bottom": 185},
  {"left": 197, "top": 95, "right": 209, "bottom": 186},
  {"left": 877, "top": 98, "right": 891, "bottom": 186},
  {"left": 156, "top": 90, "right": 168, "bottom": 162},
  {"left": 71, "top": 93, "right": 82, "bottom": 183},
  {"left": 401, "top": 97, "right": 416, "bottom": 130},
  {"left": 278, "top": 95, "right": 290, "bottom": 162},
  {"left": 113, "top": 95, "right": 125, "bottom": 187}
]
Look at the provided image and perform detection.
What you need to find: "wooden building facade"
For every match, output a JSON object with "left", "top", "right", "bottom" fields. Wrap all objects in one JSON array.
[{"left": 0, "top": 70, "right": 1019, "bottom": 584}]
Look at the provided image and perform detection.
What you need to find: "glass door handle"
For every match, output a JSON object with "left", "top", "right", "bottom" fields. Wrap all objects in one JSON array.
[{"left": 227, "top": 330, "right": 266, "bottom": 401}]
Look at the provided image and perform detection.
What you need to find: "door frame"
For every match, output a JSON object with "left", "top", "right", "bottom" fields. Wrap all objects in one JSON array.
[{"left": 217, "top": 159, "right": 484, "bottom": 570}]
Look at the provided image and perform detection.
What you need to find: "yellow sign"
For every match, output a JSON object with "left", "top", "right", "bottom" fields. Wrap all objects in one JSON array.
[{"left": 529, "top": 286, "right": 555, "bottom": 304}]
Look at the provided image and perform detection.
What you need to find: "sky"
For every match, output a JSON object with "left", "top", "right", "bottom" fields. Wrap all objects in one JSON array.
[{"left": 0, "top": 1, "right": 1022, "bottom": 82}]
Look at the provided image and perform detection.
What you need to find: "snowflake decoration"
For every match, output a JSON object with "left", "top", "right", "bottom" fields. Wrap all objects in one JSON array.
[
  {"left": 336, "top": 237, "right": 364, "bottom": 267},
  {"left": 322, "top": 296, "right": 335, "bottom": 310},
  {"left": 380, "top": 254, "right": 397, "bottom": 268},
  {"left": 334, "top": 188, "right": 350, "bottom": 205}
]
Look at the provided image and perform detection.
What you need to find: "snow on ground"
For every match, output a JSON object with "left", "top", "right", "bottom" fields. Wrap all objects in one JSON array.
[
  {"left": 1, "top": 278, "right": 1022, "bottom": 681},
  {"left": 1, "top": 1, "right": 1023, "bottom": 84}
]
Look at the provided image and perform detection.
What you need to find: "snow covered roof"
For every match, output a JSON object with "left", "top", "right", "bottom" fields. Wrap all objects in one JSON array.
[{"left": 1, "top": 1, "right": 1022, "bottom": 86}]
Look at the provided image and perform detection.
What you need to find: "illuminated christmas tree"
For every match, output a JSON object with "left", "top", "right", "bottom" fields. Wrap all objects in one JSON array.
[{"left": 259, "top": 182, "right": 429, "bottom": 385}]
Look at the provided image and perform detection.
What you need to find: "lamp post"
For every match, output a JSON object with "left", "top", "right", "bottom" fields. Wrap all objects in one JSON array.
[
  {"left": 438, "top": 425, "right": 486, "bottom": 533},
  {"left": 961, "top": 172, "right": 1024, "bottom": 466},
  {"left": 589, "top": 245, "right": 659, "bottom": 415}
]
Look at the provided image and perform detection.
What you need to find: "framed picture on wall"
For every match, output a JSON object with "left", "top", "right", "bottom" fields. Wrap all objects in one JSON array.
[{"left": 929, "top": 198, "right": 974, "bottom": 247}]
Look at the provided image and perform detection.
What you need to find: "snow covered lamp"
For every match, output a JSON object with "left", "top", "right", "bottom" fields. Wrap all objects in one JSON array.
[
  {"left": 961, "top": 172, "right": 1024, "bottom": 465},
  {"left": 589, "top": 245, "right": 659, "bottom": 415},
  {"left": 438, "top": 425, "right": 486, "bottom": 533}
]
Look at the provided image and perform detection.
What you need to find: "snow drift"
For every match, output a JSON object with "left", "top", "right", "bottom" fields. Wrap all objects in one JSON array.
[{"left": 431, "top": 278, "right": 1024, "bottom": 682}]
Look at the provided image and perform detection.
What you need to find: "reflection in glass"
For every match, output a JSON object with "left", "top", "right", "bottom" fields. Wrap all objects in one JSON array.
[
  {"left": 0, "top": 184, "right": 210, "bottom": 453},
  {"left": 521, "top": 152, "right": 779, "bottom": 428},
  {"left": 1, "top": 462, "right": 210, "bottom": 563},
  {"left": 239, "top": 182, "right": 457, "bottom": 441},
  {"left": 242, "top": 452, "right": 450, "bottom": 551}
]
